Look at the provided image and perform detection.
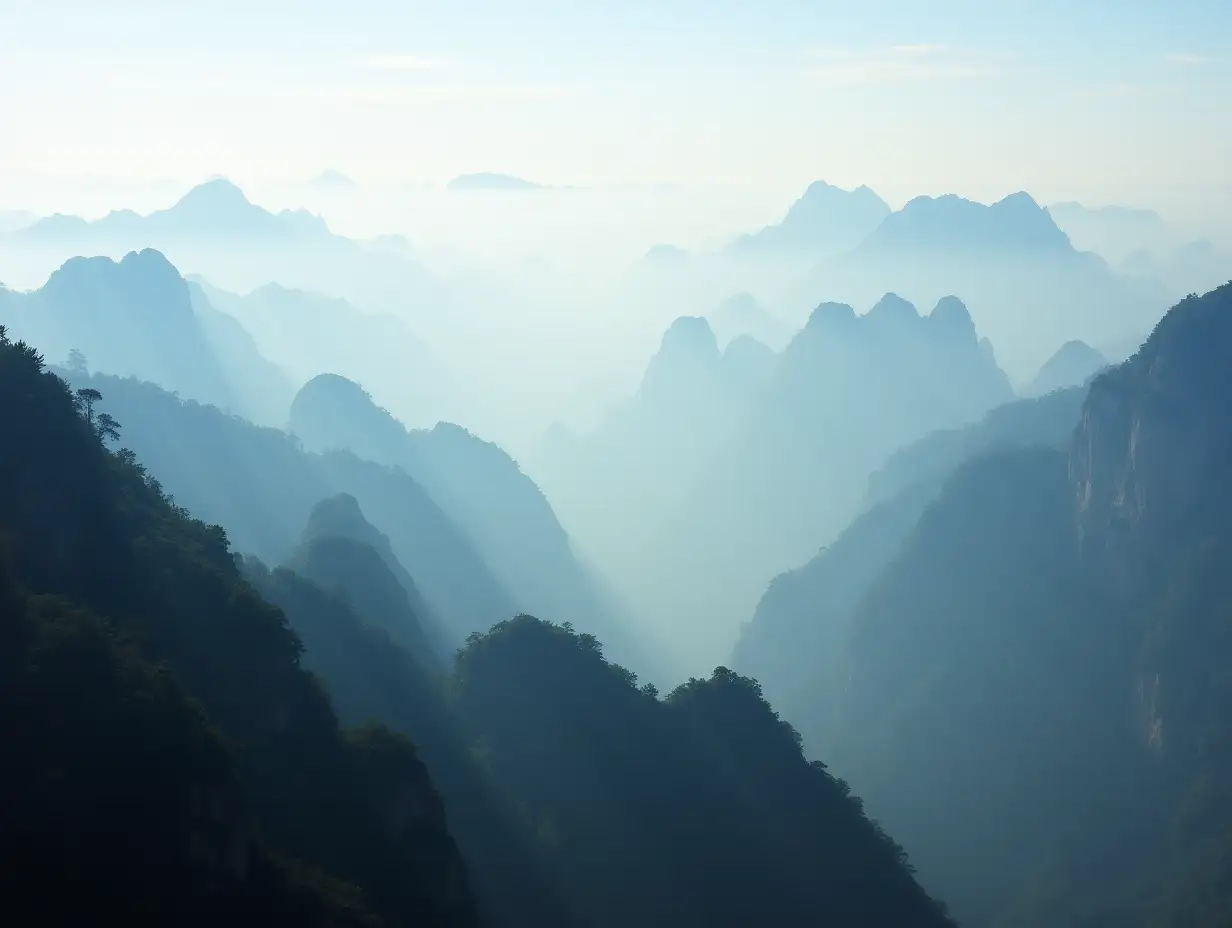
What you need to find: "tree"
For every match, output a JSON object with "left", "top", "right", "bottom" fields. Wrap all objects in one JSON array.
[
  {"left": 66, "top": 348, "right": 88, "bottom": 374},
  {"left": 96, "top": 413, "right": 122, "bottom": 443},
  {"left": 75, "top": 388, "right": 102, "bottom": 426}
]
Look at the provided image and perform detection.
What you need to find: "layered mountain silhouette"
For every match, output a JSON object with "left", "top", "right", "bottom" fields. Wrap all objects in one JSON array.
[
  {"left": 734, "top": 384, "right": 1088, "bottom": 756},
  {"left": 801, "top": 192, "right": 1166, "bottom": 377},
  {"left": 736, "top": 282, "right": 1232, "bottom": 925},
  {"left": 0, "top": 250, "right": 259, "bottom": 414},
  {"left": 54, "top": 368, "right": 516, "bottom": 646},
  {"left": 3, "top": 322, "right": 961, "bottom": 927},
  {"left": 1024, "top": 339, "right": 1108, "bottom": 397},
  {"left": 0, "top": 326, "right": 478, "bottom": 926},
  {"left": 707, "top": 292, "right": 793, "bottom": 350},
  {"left": 5, "top": 179, "right": 449, "bottom": 347},
  {"left": 535, "top": 293, "right": 1013, "bottom": 668},
  {"left": 288, "top": 493, "right": 446, "bottom": 668},
  {"left": 196, "top": 278, "right": 463, "bottom": 430},
  {"left": 17, "top": 178, "right": 331, "bottom": 245},
  {"left": 729, "top": 181, "right": 891, "bottom": 258},
  {"left": 287, "top": 373, "right": 655, "bottom": 675}
]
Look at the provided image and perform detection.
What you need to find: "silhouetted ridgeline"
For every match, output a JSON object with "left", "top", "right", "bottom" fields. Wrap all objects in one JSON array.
[
  {"left": 0, "top": 324, "right": 476, "bottom": 927},
  {"left": 537, "top": 291, "right": 1014, "bottom": 667},
  {"left": 1, "top": 324, "right": 954, "bottom": 925},
  {"left": 734, "top": 282, "right": 1232, "bottom": 927}
]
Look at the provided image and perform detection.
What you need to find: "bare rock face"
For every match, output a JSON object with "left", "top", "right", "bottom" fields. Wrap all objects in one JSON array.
[
  {"left": 1071, "top": 282, "right": 1232, "bottom": 761},
  {"left": 1071, "top": 282, "right": 1232, "bottom": 589}
]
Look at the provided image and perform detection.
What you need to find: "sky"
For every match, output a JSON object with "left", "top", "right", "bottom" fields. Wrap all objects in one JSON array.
[{"left": 1, "top": 0, "right": 1230, "bottom": 231}]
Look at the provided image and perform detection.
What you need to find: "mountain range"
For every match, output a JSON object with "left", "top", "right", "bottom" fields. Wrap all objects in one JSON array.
[
  {"left": 2, "top": 322, "right": 957, "bottom": 926},
  {"left": 532, "top": 291, "right": 1014, "bottom": 668},
  {"left": 728, "top": 181, "right": 891, "bottom": 258},
  {"left": 732, "top": 282, "right": 1232, "bottom": 926},
  {"left": 799, "top": 191, "right": 1168, "bottom": 377}
]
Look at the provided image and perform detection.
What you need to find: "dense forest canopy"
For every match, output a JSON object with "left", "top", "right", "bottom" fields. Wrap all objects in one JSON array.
[{"left": 0, "top": 322, "right": 953, "bottom": 925}]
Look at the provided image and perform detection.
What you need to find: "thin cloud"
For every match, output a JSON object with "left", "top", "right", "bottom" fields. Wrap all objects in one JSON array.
[
  {"left": 328, "top": 82, "right": 574, "bottom": 106},
  {"left": 364, "top": 55, "right": 452, "bottom": 71},
  {"left": 1164, "top": 53, "right": 1221, "bottom": 66},
  {"left": 803, "top": 45, "right": 994, "bottom": 88}
]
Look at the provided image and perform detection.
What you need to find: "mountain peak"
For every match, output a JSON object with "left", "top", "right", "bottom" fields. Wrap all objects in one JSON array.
[
  {"left": 732, "top": 181, "right": 890, "bottom": 255},
  {"left": 45, "top": 248, "right": 186, "bottom": 297},
  {"left": 172, "top": 177, "right": 254, "bottom": 213},
  {"left": 928, "top": 295, "right": 977, "bottom": 341},
  {"left": 806, "top": 301, "right": 858, "bottom": 332},
  {"left": 304, "top": 492, "right": 369, "bottom": 540},
  {"left": 866, "top": 292, "right": 921, "bottom": 325},
  {"left": 863, "top": 191, "right": 1073, "bottom": 253},
  {"left": 658, "top": 315, "right": 720, "bottom": 359}
]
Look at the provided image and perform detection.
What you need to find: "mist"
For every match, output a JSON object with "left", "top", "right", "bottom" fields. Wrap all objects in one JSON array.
[{"left": 6, "top": 3, "right": 1232, "bottom": 925}]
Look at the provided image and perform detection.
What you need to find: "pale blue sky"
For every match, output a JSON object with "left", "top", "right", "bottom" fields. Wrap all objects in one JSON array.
[{"left": 2, "top": 0, "right": 1229, "bottom": 215}]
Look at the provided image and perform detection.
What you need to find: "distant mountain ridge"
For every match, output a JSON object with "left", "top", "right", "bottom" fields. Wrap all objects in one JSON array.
[
  {"left": 287, "top": 373, "right": 656, "bottom": 676},
  {"left": 733, "top": 282, "right": 1232, "bottom": 926},
  {"left": 801, "top": 190, "right": 1167, "bottom": 378},
  {"left": 1024, "top": 339, "right": 1108, "bottom": 397},
  {"left": 1, "top": 249, "right": 241, "bottom": 411},
  {"left": 730, "top": 181, "right": 891, "bottom": 257},
  {"left": 16, "top": 178, "right": 332, "bottom": 244},
  {"left": 534, "top": 291, "right": 1015, "bottom": 669}
]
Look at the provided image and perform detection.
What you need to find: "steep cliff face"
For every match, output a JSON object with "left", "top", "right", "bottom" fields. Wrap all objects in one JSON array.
[
  {"left": 737, "top": 283, "right": 1232, "bottom": 925},
  {"left": 1072, "top": 283, "right": 1232, "bottom": 588}
]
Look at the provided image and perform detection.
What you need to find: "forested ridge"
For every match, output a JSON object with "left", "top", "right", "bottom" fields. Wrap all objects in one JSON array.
[{"left": 0, "top": 322, "right": 952, "bottom": 925}]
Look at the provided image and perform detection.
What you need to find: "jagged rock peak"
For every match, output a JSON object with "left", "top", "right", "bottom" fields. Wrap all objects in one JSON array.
[
  {"left": 992, "top": 190, "right": 1044, "bottom": 211},
  {"left": 304, "top": 492, "right": 371, "bottom": 538},
  {"left": 173, "top": 177, "right": 254, "bottom": 211},
  {"left": 865, "top": 292, "right": 921, "bottom": 324},
  {"left": 928, "top": 295, "right": 977, "bottom": 340},
  {"left": 44, "top": 249, "right": 187, "bottom": 299},
  {"left": 295, "top": 372, "right": 369, "bottom": 401},
  {"left": 806, "top": 301, "right": 858, "bottom": 331},
  {"left": 658, "top": 315, "right": 720, "bottom": 359}
]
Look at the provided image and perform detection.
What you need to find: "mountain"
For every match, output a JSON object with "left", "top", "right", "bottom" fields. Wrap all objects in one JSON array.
[
  {"left": 741, "top": 282, "right": 1232, "bottom": 925},
  {"left": 453, "top": 615, "right": 955, "bottom": 927},
  {"left": 287, "top": 373, "right": 655, "bottom": 675},
  {"left": 197, "top": 278, "right": 464, "bottom": 431},
  {"left": 0, "top": 324, "right": 477, "bottom": 925},
  {"left": 4, "top": 180, "right": 450, "bottom": 354},
  {"left": 18, "top": 179, "right": 331, "bottom": 245},
  {"left": 1024, "top": 339, "right": 1108, "bottom": 397},
  {"left": 309, "top": 169, "right": 358, "bottom": 190},
  {"left": 529, "top": 314, "right": 782, "bottom": 665},
  {"left": 733, "top": 385, "right": 1088, "bottom": 753},
  {"left": 248, "top": 506, "right": 578, "bottom": 927},
  {"left": 643, "top": 243, "right": 690, "bottom": 266},
  {"left": 804, "top": 191, "right": 1167, "bottom": 378},
  {"left": 729, "top": 181, "right": 891, "bottom": 257},
  {"left": 54, "top": 369, "right": 517, "bottom": 647},
  {"left": 289, "top": 494, "right": 445, "bottom": 669},
  {"left": 1, "top": 317, "right": 965, "bottom": 927},
  {"left": 0, "top": 250, "right": 247, "bottom": 412},
  {"left": 186, "top": 281, "right": 297, "bottom": 425},
  {"left": 866, "top": 385, "right": 1087, "bottom": 506},
  {"left": 707, "top": 292, "right": 793, "bottom": 350},
  {"left": 447, "top": 173, "right": 545, "bottom": 191},
  {"left": 624, "top": 293, "right": 1014, "bottom": 666}
]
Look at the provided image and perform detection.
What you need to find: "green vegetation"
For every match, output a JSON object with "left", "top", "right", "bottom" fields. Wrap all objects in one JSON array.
[{"left": 0, "top": 326, "right": 475, "bottom": 926}]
